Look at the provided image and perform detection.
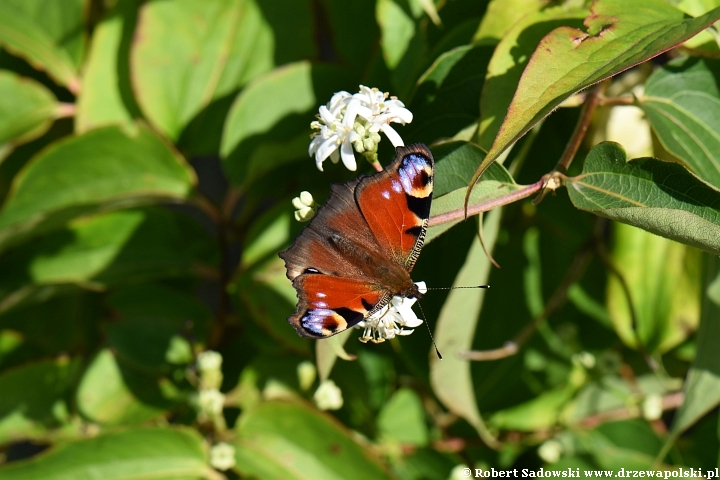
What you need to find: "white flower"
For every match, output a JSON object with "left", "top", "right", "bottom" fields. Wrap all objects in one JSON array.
[
  {"left": 209, "top": 442, "right": 236, "bottom": 471},
  {"left": 297, "top": 361, "right": 317, "bottom": 391},
  {"left": 197, "top": 350, "right": 222, "bottom": 372},
  {"left": 292, "top": 191, "right": 316, "bottom": 222},
  {"left": 313, "top": 379, "right": 343, "bottom": 410},
  {"left": 309, "top": 86, "right": 413, "bottom": 171},
  {"left": 642, "top": 394, "right": 663, "bottom": 421},
  {"left": 198, "top": 388, "right": 225, "bottom": 417},
  {"left": 356, "top": 282, "right": 426, "bottom": 343},
  {"left": 538, "top": 439, "right": 563, "bottom": 464}
]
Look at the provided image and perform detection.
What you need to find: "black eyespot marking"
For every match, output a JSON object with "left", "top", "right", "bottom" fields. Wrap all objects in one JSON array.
[
  {"left": 406, "top": 193, "right": 431, "bottom": 220},
  {"left": 419, "top": 169, "right": 430, "bottom": 187},
  {"left": 303, "top": 267, "right": 321, "bottom": 274},
  {"left": 361, "top": 298, "right": 374, "bottom": 311},
  {"left": 333, "top": 307, "right": 363, "bottom": 327},
  {"left": 405, "top": 225, "right": 423, "bottom": 238}
]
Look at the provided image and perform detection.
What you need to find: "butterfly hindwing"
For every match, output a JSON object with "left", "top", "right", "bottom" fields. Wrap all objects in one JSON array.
[
  {"left": 355, "top": 144, "right": 434, "bottom": 271},
  {"left": 288, "top": 274, "right": 390, "bottom": 338},
  {"left": 279, "top": 143, "right": 433, "bottom": 339}
]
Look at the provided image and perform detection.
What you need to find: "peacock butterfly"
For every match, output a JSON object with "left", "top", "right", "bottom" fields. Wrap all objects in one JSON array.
[{"left": 279, "top": 143, "right": 434, "bottom": 338}]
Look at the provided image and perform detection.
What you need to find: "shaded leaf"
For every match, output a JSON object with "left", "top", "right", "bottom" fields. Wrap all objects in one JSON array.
[
  {"left": 408, "top": 44, "right": 493, "bottom": 143},
  {"left": 606, "top": 222, "right": 701, "bottom": 353},
  {"left": 427, "top": 142, "right": 521, "bottom": 242},
  {"left": 0, "top": 70, "right": 57, "bottom": 148},
  {"left": 0, "top": 357, "right": 81, "bottom": 444},
  {"left": 0, "top": 124, "right": 196, "bottom": 253},
  {"left": 490, "top": 386, "right": 574, "bottom": 431},
  {"left": 0, "top": 427, "right": 211, "bottom": 479},
  {"left": 0, "top": 3, "right": 81, "bottom": 91},
  {"left": 565, "top": 142, "right": 720, "bottom": 255},
  {"left": 234, "top": 401, "right": 393, "bottom": 480},
  {"left": 470, "top": 0, "right": 720, "bottom": 195},
  {"left": 0, "top": 208, "right": 216, "bottom": 297},
  {"left": 639, "top": 56, "right": 720, "bottom": 190},
  {"left": 221, "top": 62, "right": 350, "bottom": 186}
]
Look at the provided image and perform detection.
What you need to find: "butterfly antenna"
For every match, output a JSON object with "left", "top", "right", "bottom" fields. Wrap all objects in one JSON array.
[
  {"left": 426, "top": 285, "right": 490, "bottom": 291},
  {"left": 415, "top": 300, "right": 442, "bottom": 360}
]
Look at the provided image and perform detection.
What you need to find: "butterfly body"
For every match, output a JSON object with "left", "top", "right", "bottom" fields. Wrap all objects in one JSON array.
[{"left": 279, "top": 144, "right": 434, "bottom": 338}]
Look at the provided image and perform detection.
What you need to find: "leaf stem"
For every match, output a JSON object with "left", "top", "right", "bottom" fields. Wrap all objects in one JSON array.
[
  {"left": 428, "top": 179, "right": 544, "bottom": 227},
  {"left": 554, "top": 81, "right": 607, "bottom": 174}
]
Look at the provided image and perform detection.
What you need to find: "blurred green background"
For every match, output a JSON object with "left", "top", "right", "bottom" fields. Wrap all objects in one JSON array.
[{"left": 1, "top": 0, "right": 720, "bottom": 478}]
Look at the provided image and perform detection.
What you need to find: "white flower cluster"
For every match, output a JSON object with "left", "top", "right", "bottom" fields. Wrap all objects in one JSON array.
[
  {"left": 357, "top": 282, "right": 427, "bottom": 343},
  {"left": 308, "top": 85, "right": 413, "bottom": 171}
]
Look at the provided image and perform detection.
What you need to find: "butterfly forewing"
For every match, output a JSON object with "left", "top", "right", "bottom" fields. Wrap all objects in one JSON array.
[
  {"left": 279, "top": 143, "right": 435, "bottom": 339},
  {"left": 356, "top": 144, "right": 434, "bottom": 271}
]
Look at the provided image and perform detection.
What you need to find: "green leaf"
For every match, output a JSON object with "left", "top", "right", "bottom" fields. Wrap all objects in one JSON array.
[
  {"left": 429, "top": 215, "right": 500, "bottom": 444},
  {"left": 426, "top": 142, "right": 521, "bottom": 242},
  {"left": 76, "top": 0, "right": 140, "bottom": 133},
  {"left": 105, "top": 284, "right": 213, "bottom": 371},
  {"left": 472, "top": 0, "right": 545, "bottom": 44},
  {"left": 565, "top": 142, "right": 720, "bottom": 255},
  {"left": 606, "top": 222, "right": 702, "bottom": 353},
  {"left": 76, "top": 349, "right": 168, "bottom": 426},
  {"left": 377, "top": 388, "right": 428, "bottom": 446},
  {"left": 0, "top": 427, "right": 212, "bottom": 480},
  {"left": 0, "top": 124, "right": 196, "bottom": 253},
  {"left": 234, "top": 401, "right": 393, "bottom": 480},
  {"left": 476, "top": 6, "right": 588, "bottom": 150},
  {"left": 669, "top": 255, "right": 720, "bottom": 437},
  {"left": 131, "top": 0, "right": 313, "bottom": 140},
  {"left": 0, "top": 357, "right": 81, "bottom": 444},
  {"left": 470, "top": 0, "right": 720, "bottom": 193},
  {"left": 221, "top": 61, "right": 352, "bottom": 186},
  {"left": 377, "top": 0, "right": 417, "bottom": 70},
  {"left": 489, "top": 386, "right": 574, "bottom": 431},
  {"left": 639, "top": 56, "right": 720, "bottom": 190},
  {"left": 409, "top": 45, "right": 493, "bottom": 143},
  {"left": 0, "top": 292, "right": 99, "bottom": 368},
  {"left": 0, "top": 70, "right": 57, "bottom": 148},
  {"left": 0, "top": 2, "right": 82, "bottom": 91}
]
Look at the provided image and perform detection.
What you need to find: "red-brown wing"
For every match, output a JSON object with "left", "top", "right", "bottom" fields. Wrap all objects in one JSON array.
[
  {"left": 288, "top": 274, "right": 390, "bottom": 338},
  {"left": 355, "top": 144, "right": 434, "bottom": 271}
]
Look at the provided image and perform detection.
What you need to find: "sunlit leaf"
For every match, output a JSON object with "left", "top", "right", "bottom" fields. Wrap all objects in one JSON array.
[
  {"left": 76, "top": 349, "right": 168, "bottom": 426},
  {"left": 234, "top": 401, "right": 393, "bottom": 480},
  {"left": 472, "top": 0, "right": 545, "bottom": 44},
  {"left": 0, "top": 71, "right": 57, "bottom": 150},
  {"left": 476, "top": 5, "right": 588, "bottom": 150},
  {"left": 76, "top": 0, "right": 140, "bottom": 133},
  {"left": 0, "top": 427, "right": 211, "bottom": 480},
  {"left": 606, "top": 223, "right": 701, "bottom": 353},
  {"left": 0, "top": 2, "right": 82, "bottom": 91},
  {"left": 377, "top": 388, "right": 428, "bottom": 446},
  {"left": 0, "top": 124, "right": 196, "bottom": 253},
  {"left": 639, "top": 56, "right": 720, "bottom": 190},
  {"left": 565, "top": 142, "right": 720, "bottom": 255},
  {"left": 470, "top": 0, "right": 720, "bottom": 196},
  {"left": 131, "top": 0, "right": 313, "bottom": 140},
  {"left": 429, "top": 216, "right": 500, "bottom": 444}
]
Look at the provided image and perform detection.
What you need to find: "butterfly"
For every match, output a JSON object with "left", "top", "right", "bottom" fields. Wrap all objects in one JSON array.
[{"left": 279, "top": 143, "right": 434, "bottom": 338}]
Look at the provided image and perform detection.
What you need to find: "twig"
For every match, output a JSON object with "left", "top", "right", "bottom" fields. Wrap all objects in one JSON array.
[
  {"left": 554, "top": 81, "right": 607, "bottom": 174},
  {"left": 428, "top": 179, "right": 544, "bottom": 227}
]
